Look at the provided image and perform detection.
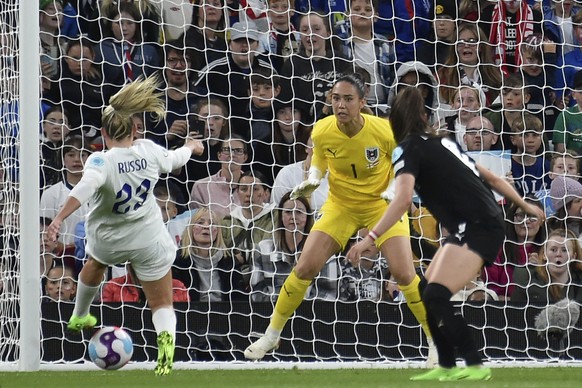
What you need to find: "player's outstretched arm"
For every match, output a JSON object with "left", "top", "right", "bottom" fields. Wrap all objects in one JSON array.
[
  {"left": 184, "top": 135, "right": 205, "bottom": 156},
  {"left": 47, "top": 196, "right": 82, "bottom": 242},
  {"left": 48, "top": 163, "right": 103, "bottom": 242},
  {"left": 164, "top": 136, "right": 205, "bottom": 174},
  {"left": 290, "top": 167, "right": 323, "bottom": 200},
  {"left": 477, "top": 163, "right": 546, "bottom": 222}
]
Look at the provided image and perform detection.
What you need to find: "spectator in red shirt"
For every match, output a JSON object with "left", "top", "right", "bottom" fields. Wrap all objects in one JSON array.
[{"left": 101, "top": 265, "right": 189, "bottom": 303}]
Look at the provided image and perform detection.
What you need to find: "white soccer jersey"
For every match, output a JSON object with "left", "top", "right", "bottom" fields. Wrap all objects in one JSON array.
[{"left": 70, "top": 139, "right": 191, "bottom": 253}]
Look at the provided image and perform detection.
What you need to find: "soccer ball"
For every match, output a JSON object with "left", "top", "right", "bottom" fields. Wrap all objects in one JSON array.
[{"left": 88, "top": 326, "right": 133, "bottom": 370}]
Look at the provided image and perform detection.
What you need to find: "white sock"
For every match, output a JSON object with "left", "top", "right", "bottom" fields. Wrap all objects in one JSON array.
[
  {"left": 152, "top": 307, "right": 176, "bottom": 339},
  {"left": 265, "top": 327, "right": 281, "bottom": 341},
  {"left": 72, "top": 280, "right": 100, "bottom": 317}
]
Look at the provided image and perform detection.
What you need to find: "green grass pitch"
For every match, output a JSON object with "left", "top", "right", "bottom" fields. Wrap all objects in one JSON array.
[{"left": 0, "top": 367, "right": 580, "bottom": 388}]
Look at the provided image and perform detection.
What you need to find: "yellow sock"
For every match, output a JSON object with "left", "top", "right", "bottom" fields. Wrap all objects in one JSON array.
[
  {"left": 270, "top": 270, "right": 312, "bottom": 332},
  {"left": 400, "top": 275, "right": 432, "bottom": 338}
]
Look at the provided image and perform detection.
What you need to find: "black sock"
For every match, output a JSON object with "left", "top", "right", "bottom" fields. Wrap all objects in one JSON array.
[
  {"left": 418, "top": 273, "right": 427, "bottom": 295},
  {"left": 426, "top": 308, "right": 456, "bottom": 368},
  {"left": 423, "top": 282, "right": 482, "bottom": 366},
  {"left": 418, "top": 274, "right": 456, "bottom": 367}
]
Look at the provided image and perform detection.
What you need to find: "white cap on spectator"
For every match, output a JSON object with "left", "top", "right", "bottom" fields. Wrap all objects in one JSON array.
[{"left": 229, "top": 21, "right": 260, "bottom": 42}]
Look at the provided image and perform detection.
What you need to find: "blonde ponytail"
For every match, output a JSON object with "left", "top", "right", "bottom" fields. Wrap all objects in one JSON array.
[{"left": 101, "top": 76, "right": 165, "bottom": 141}]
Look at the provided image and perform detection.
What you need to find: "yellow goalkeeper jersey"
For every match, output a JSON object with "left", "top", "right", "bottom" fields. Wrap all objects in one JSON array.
[{"left": 311, "top": 113, "right": 396, "bottom": 208}]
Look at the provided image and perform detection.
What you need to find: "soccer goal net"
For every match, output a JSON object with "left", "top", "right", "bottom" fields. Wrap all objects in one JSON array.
[{"left": 2, "top": 0, "right": 581, "bottom": 371}]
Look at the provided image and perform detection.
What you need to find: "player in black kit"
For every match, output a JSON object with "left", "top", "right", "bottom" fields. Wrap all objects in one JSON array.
[{"left": 347, "top": 87, "right": 545, "bottom": 381}]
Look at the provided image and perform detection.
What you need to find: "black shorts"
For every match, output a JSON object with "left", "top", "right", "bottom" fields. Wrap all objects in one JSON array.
[{"left": 443, "top": 214, "right": 505, "bottom": 266}]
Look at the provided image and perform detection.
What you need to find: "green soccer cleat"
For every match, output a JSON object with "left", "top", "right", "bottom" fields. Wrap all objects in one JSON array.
[
  {"left": 410, "top": 367, "right": 459, "bottom": 381},
  {"left": 67, "top": 314, "right": 97, "bottom": 332},
  {"left": 154, "top": 331, "right": 175, "bottom": 376},
  {"left": 440, "top": 365, "right": 492, "bottom": 381}
]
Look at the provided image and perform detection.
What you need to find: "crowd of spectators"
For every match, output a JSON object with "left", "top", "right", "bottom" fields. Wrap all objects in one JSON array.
[{"left": 2, "top": 0, "right": 582, "bottom": 306}]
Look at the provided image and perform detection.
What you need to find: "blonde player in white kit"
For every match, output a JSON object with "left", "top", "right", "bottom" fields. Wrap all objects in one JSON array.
[{"left": 47, "top": 77, "right": 204, "bottom": 376}]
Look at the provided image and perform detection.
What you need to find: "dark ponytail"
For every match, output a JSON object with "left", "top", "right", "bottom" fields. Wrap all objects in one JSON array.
[{"left": 389, "top": 87, "right": 430, "bottom": 144}]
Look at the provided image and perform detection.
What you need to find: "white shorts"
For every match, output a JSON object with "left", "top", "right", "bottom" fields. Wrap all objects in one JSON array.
[{"left": 86, "top": 234, "right": 176, "bottom": 282}]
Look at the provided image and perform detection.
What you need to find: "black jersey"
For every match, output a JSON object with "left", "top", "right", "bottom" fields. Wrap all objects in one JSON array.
[{"left": 393, "top": 135, "right": 502, "bottom": 232}]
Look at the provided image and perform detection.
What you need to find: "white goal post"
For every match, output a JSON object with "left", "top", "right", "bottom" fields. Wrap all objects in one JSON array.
[{"left": 1, "top": 0, "right": 41, "bottom": 371}]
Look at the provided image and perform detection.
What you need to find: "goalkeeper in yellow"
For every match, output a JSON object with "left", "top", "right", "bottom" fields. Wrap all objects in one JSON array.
[{"left": 244, "top": 73, "right": 435, "bottom": 364}]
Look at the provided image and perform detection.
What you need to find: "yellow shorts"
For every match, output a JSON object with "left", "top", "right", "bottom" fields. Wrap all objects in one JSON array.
[{"left": 311, "top": 199, "right": 410, "bottom": 250}]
